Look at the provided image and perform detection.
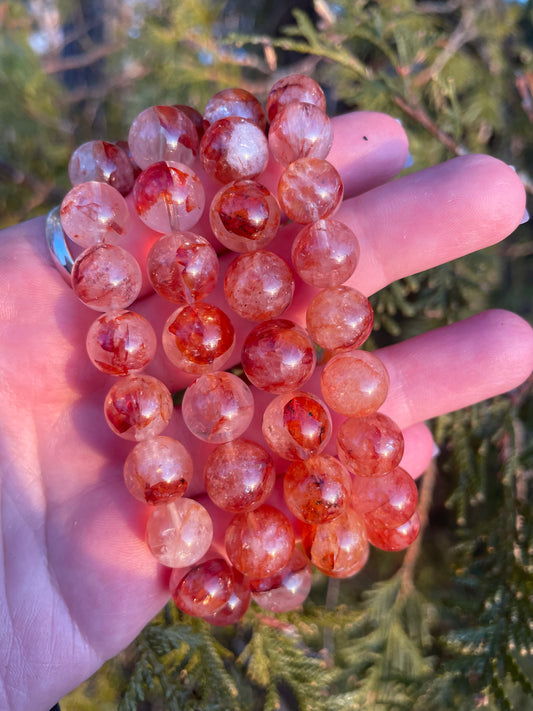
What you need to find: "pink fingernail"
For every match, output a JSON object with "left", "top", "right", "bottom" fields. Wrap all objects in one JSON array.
[{"left": 520, "top": 208, "right": 530, "bottom": 225}]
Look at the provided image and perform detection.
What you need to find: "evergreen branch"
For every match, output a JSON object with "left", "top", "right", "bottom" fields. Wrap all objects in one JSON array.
[{"left": 392, "top": 93, "right": 467, "bottom": 155}]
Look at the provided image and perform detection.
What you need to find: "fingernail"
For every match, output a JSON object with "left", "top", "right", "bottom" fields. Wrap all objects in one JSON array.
[
  {"left": 403, "top": 151, "right": 414, "bottom": 169},
  {"left": 395, "top": 118, "right": 403, "bottom": 126},
  {"left": 432, "top": 441, "right": 440, "bottom": 458},
  {"left": 520, "top": 208, "right": 530, "bottom": 224}
]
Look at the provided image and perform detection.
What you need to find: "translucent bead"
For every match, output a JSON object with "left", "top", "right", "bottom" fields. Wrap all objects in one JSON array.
[
  {"left": 202, "top": 568, "right": 251, "bottom": 625},
  {"left": 291, "top": 218, "right": 360, "bottom": 288},
  {"left": 224, "top": 250, "right": 294, "bottom": 322},
  {"left": 278, "top": 158, "right": 343, "bottom": 224},
  {"left": 86, "top": 309, "right": 157, "bottom": 375},
  {"left": 182, "top": 371, "right": 254, "bottom": 444},
  {"left": 268, "top": 101, "right": 333, "bottom": 166},
  {"left": 225, "top": 504, "right": 295, "bottom": 578},
  {"left": 250, "top": 548, "right": 312, "bottom": 613},
  {"left": 200, "top": 117, "right": 269, "bottom": 184},
  {"left": 174, "top": 104, "right": 207, "bottom": 140},
  {"left": 366, "top": 511, "right": 420, "bottom": 552},
  {"left": 123, "top": 435, "right": 193, "bottom": 504},
  {"left": 321, "top": 350, "right": 389, "bottom": 417},
  {"left": 209, "top": 180, "right": 280, "bottom": 252},
  {"left": 266, "top": 73, "right": 326, "bottom": 122},
  {"left": 163, "top": 303, "right": 235, "bottom": 375},
  {"left": 283, "top": 454, "right": 351, "bottom": 524},
  {"left": 133, "top": 161, "right": 205, "bottom": 233},
  {"left": 68, "top": 140, "right": 134, "bottom": 195},
  {"left": 60, "top": 181, "right": 129, "bottom": 248},
  {"left": 203, "top": 438, "right": 276, "bottom": 513},
  {"left": 104, "top": 374, "right": 173, "bottom": 441},
  {"left": 262, "top": 391, "right": 332, "bottom": 461},
  {"left": 241, "top": 319, "right": 316, "bottom": 394},
  {"left": 146, "top": 497, "right": 213, "bottom": 568},
  {"left": 128, "top": 105, "right": 198, "bottom": 169},
  {"left": 301, "top": 507, "right": 369, "bottom": 578},
  {"left": 352, "top": 466, "right": 418, "bottom": 529},
  {"left": 72, "top": 243, "right": 142, "bottom": 312},
  {"left": 203, "top": 87, "right": 266, "bottom": 131},
  {"left": 306, "top": 285, "right": 374, "bottom": 352},
  {"left": 169, "top": 557, "right": 234, "bottom": 616},
  {"left": 337, "top": 412, "right": 404, "bottom": 477},
  {"left": 147, "top": 231, "right": 219, "bottom": 305}
]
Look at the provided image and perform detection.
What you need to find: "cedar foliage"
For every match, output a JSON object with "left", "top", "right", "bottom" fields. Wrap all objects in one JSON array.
[{"left": 1, "top": 1, "right": 532, "bottom": 709}]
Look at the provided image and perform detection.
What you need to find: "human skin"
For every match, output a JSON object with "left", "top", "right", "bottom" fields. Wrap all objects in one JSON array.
[{"left": 0, "top": 110, "right": 532, "bottom": 711}]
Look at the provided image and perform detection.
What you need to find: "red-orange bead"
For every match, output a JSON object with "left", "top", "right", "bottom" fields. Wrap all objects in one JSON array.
[
  {"left": 337, "top": 413, "right": 404, "bottom": 477},
  {"left": 352, "top": 466, "right": 418, "bottom": 529},
  {"left": 366, "top": 511, "right": 420, "bottom": 551},
  {"left": 104, "top": 374, "right": 173, "bottom": 441},
  {"left": 169, "top": 558, "right": 234, "bottom": 617},
  {"left": 278, "top": 158, "right": 343, "bottom": 224},
  {"left": 200, "top": 117, "right": 268, "bottom": 184},
  {"left": 241, "top": 319, "right": 316, "bottom": 393},
  {"left": 203, "top": 87, "right": 266, "bottom": 131},
  {"left": 250, "top": 548, "right": 312, "bottom": 613},
  {"left": 266, "top": 73, "right": 326, "bottom": 122},
  {"left": 321, "top": 350, "right": 389, "bottom": 417},
  {"left": 283, "top": 455, "right": 351, "bottom": 524},
  {"left": 306, "top": 285, "right": 374, "bottom": 352},
  {"left": 301, "top": 507, "right": 369, "bottom": 578},
  {"left": 268, "top": 101, "right": 333, "bottom": 166},
  {"left": 225, "top": 504, "right": 295, "bottom": 578}
]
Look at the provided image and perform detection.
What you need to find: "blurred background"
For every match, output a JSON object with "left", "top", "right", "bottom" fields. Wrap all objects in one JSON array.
[{"left": 2, "top": 1, "right": 533, "bottom": 709}]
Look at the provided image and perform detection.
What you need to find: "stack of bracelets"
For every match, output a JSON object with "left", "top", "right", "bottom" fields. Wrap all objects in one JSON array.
[{"left": 46, "top": 74, "right": 419, "bottom": 624}]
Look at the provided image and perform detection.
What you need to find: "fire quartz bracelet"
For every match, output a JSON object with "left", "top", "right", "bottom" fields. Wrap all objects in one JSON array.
[{"left": 46, "top": 74, "right": 420, "bottom": 624}]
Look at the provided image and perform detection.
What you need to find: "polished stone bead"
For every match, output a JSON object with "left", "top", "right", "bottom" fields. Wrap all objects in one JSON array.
[
  {"left": 225, "top": 504, "right": 295, "bottom": 578},
  {"left": 278, "top": 158, "right": 343, "bottom": 224},
  {"left": 123, "top": 435, "right": 193, "bottom": 504},
  {"left": 268, "top": 101, "right": 333, "bottom": 166},
  {"left": 203, "top": 87, "right": 266, "bottom": 131},
  {"left": 61, "top": 181, "right": 129, "bottom": 248},
  {"left": 224, "top": 250, "right": 295, "bottom": 321},
  {"left": 200, "top": 117, "right": 269, "bottom": 184},
  {"left": 321, "top": 350, "right": 389, "bottom": 417},
  {"left": 337, "top": 412, "right": 404, "bottom": 477},
  {"left": 352, "top": 466, "right": 418, "bottom": 529},
  {"left": 104, "top": 374, "right": 174, "bottom": 441},
  {"left": 182, "top": 371, "right": 254, "bottom": 443},
  {"left": 128, "top": 105, "right": 198, "bottom": 168},
  {"left": 169, "top": 557, "right": 234, "bottom": 616},
  {"left": 306, "top": 285, "right": 374, "bottom": 352},
  {"left": 68, "top": 140, "right": 134, "bottom": 195},
  {"left": 241, "top": 319, "right": 316, "bottom": 393},
  {"left": 250, "top": 548, "right": 312, "bottom": 613},
  {"left": 366, "top": 511, "right": 420, "bottom": 551},
  {"left": 266, "top": 74, "right": 326, "bottom": 122},
  {"left": 146, "top": 497, "right": 213, "bottom": 568}
]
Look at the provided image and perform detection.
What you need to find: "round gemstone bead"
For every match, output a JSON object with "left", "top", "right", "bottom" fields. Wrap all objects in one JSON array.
[
  {"left": 266, "top": 73, "right": 326, "bottom": 122},
  {"left": 337, "top": 412, "right": 404, "bottom": 478},
  {"left": 277, "top": 158, "right": 343, "bottom": 224},
  {"left": 86, "top": 309, "right": 157, "bottom": 375},
  {"left": 104, "top": 374, "right": 174, "bottom": 441},
  {"left": 225, "top": 504, "right": 295, "bottom": 578},
  {"left": 169, "top": 557, "right": 234, "bottom": 616},
  {"left": 72, "top": 243, "right": 142, "bottom": 312},
  {"left": 224, "top": 250, "right": 295, "bottom": 321},
  {"left": 162, "top": 302, "right": 235, "bottom": 374},
  {"left": 301, "top": 506, "right": 369, "bottom": 578},
  {"left": 133, "top": 161, "right": 205, "bottom": 233},
  {"left": 204, "top": 438, "right": 276, "bottom": 513},
  {"left": 68, "top": 140, "right": 134, "bottom": 195},
  {"left": 202, "top": 568, "right": 251, "bottom": 625},
  {"left": 366, "top": 511, "right": 420, "bottom": 552},
  {"left": 147, "top": 231, "right": 219, "bottom": 305},
  {"left": 283, "top": 454, "right": 351, "bottom": 524},
  {"left": 250, "top": 548, "right": 312, "bottom": 613},
  {"left": 291, "top": 218, "right": 360, "bottom": 288},
  {"left": 174, "top": 104, "right": 207, "bottom": 140},
  {"left": 262, "top": 390, "right": 332, "bottom": 461},
  {"left": 60, "top": 181, "right": 129, "bottom": 248},
  {"left": 123, "top": 435, "right": 193, "bottom": 504},
  {"left": 241, "top": 319, "right": 316, "bottom": 393},
  {"left": 200, "top": 117, "right": 269, "bottom": 184},
  {"left": 147, "top": 230, "right": 218, "bottom": 304},
  {"left": 352, "top": 466, "right": 418, "bottom": 529},
  {"left": 203, "top": 87, "right": 266, "bottom": 131},
  {"left": 321, "top": 350, "right": 389, "bottom": 417},
  {"left": 209, "top": 180, "right": 280, "bottom": 253},
  {"left": 306, "top": 285, "right": 374, "bottom": 352},
  {"left": 182, "top": 371, "right": 254, "bottom": 443},
  {"left": 268, "top": 101, "right": 333, "bottom": 166},
  {"left": 128, "top": 105, "right": 198, "bottom": 169},
  {"left": 146, "top": 497, "right": 213, "bottom": 568}
]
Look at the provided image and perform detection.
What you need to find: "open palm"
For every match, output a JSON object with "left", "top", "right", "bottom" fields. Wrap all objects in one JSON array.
[{"left": 1, "top": 110, "right": 532, "bottom": 711}]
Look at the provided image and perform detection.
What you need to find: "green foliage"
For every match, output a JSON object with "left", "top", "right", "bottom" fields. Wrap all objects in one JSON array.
[{"left": 3, "top": 0, "right": 533, "bottom": 709}]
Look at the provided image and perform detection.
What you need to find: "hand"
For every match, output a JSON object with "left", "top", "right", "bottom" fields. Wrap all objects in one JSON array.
[{"left": 0, "top": 110, "right": 531, "bottom": 711}]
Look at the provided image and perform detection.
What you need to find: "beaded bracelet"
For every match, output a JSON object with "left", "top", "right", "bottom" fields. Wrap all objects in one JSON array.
[{"left": 46, "top": 75, "right": 419, "bottom": 624}]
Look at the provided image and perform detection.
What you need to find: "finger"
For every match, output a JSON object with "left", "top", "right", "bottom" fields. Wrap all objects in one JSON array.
[{"left": 378, "top": 309, "right": 533, "bottom": 427}]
